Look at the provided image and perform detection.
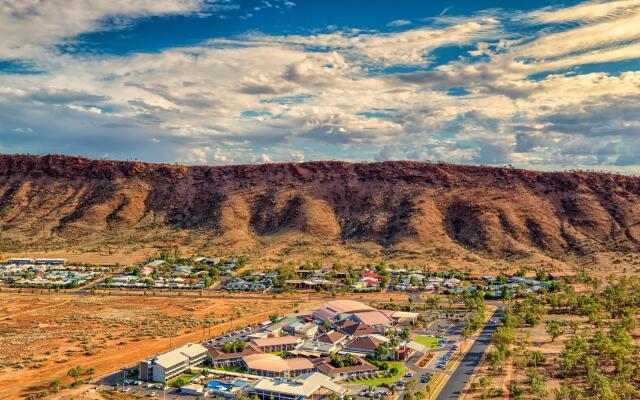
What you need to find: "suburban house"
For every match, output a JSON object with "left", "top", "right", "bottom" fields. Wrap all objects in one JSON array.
[
  {"left": 284, "top": 279, "right": 336, "bottom": 290},
  {"left": 207, "top": 342, "right": 262, "bottom": 368},
  {"left": 139, "top": 343, "right": 208, "bottom": 382},
  {"left": 250, "top": 336, "right": 303, "bottom": 353},
  {"left": 248, "top": 372, "right": 346, "bottom": 400},
  {"left": 242, "top": 354, "right": 316, "bottom": 378},
  {"left": 312, "top": 357, "right": 378, "bottom": 381}
]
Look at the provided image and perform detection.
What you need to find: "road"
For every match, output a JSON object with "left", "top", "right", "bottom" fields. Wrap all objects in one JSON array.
[{"left": 436, "top": 306, "right": 504, "bottom": 400}]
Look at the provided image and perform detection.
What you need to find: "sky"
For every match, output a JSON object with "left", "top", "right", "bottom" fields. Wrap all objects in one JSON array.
[{"left": 1, "top": 0, "right": 639, "bottom": 172}]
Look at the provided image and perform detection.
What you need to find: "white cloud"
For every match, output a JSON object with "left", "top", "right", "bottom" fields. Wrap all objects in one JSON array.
[
  {"left": 530, "top": 0, "right": 640, "bottom": 23},
  {"left": 387, "top": 19, "right": 411, "bottom": 27},
  {"left": 0, "top": 0, "right": 639, "bottom": 172},
  {"left": 235, "top": 17, "right": 500, "bottom": 66},
  {"left": 0, "top": 0, "right": 220, "bottom": 59}
]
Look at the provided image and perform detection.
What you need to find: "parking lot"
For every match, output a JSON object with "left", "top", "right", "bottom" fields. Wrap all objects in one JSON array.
[{"left": 203, "top": 323, "right": 261, "bottom": 346}]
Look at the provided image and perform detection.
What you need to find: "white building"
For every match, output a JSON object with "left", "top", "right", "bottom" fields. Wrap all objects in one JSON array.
[
  {"left": 139, "top": 343, "right": 208, "bottom": 382},
  {"left": 8, "top": 258, "right": 34, "bottom": 265},
  {"left": 35, "top": 258, "right": 67, "bottom": 266},
  {"left": 248, "top": 372, "right": 346, "bottom": 400}
]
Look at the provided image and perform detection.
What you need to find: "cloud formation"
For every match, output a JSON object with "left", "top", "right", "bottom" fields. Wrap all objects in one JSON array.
[{"left": 0, "top": 0, "right": 639, "bottom": 172}]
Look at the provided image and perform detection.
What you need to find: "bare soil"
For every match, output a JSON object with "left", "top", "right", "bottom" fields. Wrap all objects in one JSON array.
[{"left": 0, "top": 293, "right": 314, "bottom": 399}]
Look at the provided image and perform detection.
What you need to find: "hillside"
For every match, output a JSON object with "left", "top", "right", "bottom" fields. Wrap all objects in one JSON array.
[{"left": 1, "top": 154, "right": 640, "bottom": 274}]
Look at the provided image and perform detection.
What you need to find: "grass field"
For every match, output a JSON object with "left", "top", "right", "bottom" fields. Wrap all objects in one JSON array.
[
  {"left": 414, "top": 335, "right": 441, "bottom": 347},
  {"left": 345, "top": 361, "right": 406, "bottom": 386},
  {"left": 168, "top": 372, "right": 196, "bottom": 387},
  {"left": 216, "top": 365, "right": 247, "bottom": 373}
]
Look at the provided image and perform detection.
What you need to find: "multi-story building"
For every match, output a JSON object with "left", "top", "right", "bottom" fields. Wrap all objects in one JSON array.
[{"left": 139, "top": 343, "right": 208, "bottom": 382}]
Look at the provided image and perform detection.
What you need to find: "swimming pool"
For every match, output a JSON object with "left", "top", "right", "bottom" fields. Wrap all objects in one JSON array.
[{"left": 205, "top": 380, "right": 249, "bottom": 392}]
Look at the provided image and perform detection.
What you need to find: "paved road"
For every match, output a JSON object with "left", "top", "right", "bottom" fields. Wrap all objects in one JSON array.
[{"left": 436, "top": 306, "right": 504, "bottom": 400}]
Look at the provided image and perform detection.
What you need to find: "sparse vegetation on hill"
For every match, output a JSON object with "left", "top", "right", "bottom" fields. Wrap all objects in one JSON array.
[{"left": 2, "top": 154, "right": 640, "bottom": 274}]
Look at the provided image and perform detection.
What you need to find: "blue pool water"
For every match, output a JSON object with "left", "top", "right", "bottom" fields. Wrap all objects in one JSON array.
[{"left": 205, "top": 380, "right": 248, "bottom": 392}]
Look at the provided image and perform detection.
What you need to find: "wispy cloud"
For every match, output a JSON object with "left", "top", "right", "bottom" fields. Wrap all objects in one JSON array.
[
  {"left": 387, "top": 19, "right": 411, "bottom": 27},
  {"left": 0, "top": 1, "right": 639, "bottom": 172}
]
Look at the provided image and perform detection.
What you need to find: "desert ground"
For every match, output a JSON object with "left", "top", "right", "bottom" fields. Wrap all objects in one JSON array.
[
  {"left": 464, "top": 309, "right": 640, "bottom": 399},
  {"left": 0, "top": 293, "right": 317, "bottom": 400}
]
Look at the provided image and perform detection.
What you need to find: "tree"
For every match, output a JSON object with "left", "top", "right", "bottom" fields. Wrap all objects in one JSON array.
[
  {"left": 526, "top": 368, "right": 546, "bottom": 397},
  {"left": 401, "top": 327, "right": 410, "bottom": 341},
  {"left": 424, "top": 295, "right": 439, "bottom": 309},
  {"left": 49, "top": 379, "right": 61, "bottom": 393},
  {"left": 528, "top": 350, "right": 545, "bottom": 368},
  {"left": 68, "top": 366, "right": 84, "bottom": 386},
  {"left": 493, "top": 326, "right": 516, "bottom": 349},
  {"left": 546, "top": 320, "right": 564, "bottom": 342},
  {"left": 559, "top": 335, "right": 587, "bottom": 375}
]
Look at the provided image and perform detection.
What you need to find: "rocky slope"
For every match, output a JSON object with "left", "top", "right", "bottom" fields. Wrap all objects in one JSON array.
[{"left": 1, "top": 154, "right": 640, "bottom": 267}]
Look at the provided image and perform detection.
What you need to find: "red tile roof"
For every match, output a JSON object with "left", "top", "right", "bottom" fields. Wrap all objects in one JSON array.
[
  {"left": 337, "top": 320, "right": 378, "bottom": 337},
  {"left": 344, "top": 336, "right": 387, "bottom": 352},
  {"left": 313, "top": 357, "right": 378, "bottom": 375},
  {"left": 208, "top": 342, "right": 261, "bottom": 360},
  {"left": 316, "top": 331, "right": 347, "bottom": 344}
]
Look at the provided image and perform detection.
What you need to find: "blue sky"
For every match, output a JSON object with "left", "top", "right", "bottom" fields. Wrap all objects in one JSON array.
[{"left": 1, "top": 0, "right": 639, "bottom": 172}]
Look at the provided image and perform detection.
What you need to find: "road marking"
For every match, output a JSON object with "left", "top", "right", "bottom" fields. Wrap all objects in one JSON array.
[{"left": 426, "top": 372, "right": 448, "bottom": 400}]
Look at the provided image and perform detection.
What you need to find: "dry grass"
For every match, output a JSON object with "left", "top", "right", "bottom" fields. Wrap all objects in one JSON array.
[{"left": 0, "top": 293, "right": 314, "bottom": 400}]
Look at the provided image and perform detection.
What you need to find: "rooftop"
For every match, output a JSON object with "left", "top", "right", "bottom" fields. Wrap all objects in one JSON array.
[
  {"left": 316, "top": 331, "right": 347, "bottom": 345},
  {"left": 313, "top": 300, "right": 374, "bottom": 321},
  {"left": 313, "top": 356, "right": 378, "bottom": 374},
  {"left": 251, "top": 336, "right": 302, "bottom": 348},
  {"left": 250, "top": 372, "right": 346, "bottom": 396},
  {"left": 353, "top": 310, "right": 393, "bottom": 326},
  {"left": 153, "top": 343, "right": 207, "bottom": 368},
  {"left": 243, "top": 353, "right": 314, "bottom": 373}
]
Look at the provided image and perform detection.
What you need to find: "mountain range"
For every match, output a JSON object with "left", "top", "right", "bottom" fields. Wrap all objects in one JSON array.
[{"left": 1, "top": 154, "right": 639, "bottom": 272}]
